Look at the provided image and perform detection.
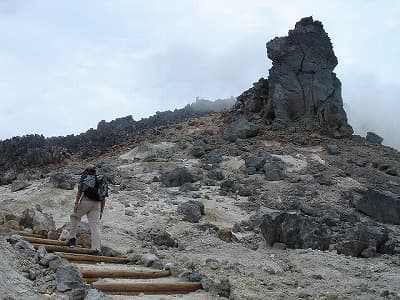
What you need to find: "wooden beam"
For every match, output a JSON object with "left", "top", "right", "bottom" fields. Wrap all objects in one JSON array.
[
  {"left": 13, "top": 230, "right": 46, "bottom": 238},
  {"left": 81, "top": 269, "right": 170, "bottom": 279},
  {"left": 58, "top": 252, "right": 130, "bottom": 264},
  {"left": 92, "top": 282, "right": 202, "bottom": 294},
  {"left": 23, "top": 236, "right": 66, "bottom": 246},
  {"left": 32, "top": 244, "right": 96, "bottom": 255}
]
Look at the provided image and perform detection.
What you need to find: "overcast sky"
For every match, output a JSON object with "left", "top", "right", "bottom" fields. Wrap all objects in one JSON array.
[{"left": 0, "top": 0, "right": 399, "bottom": 149}]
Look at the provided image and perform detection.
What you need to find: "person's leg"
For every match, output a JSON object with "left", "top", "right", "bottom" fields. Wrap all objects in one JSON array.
[
  {"left": 86, "top": 201, "right": 101, "bottom": 251},
  {"left": 69, "top": 199, "right": 91, "bottom": 239}
]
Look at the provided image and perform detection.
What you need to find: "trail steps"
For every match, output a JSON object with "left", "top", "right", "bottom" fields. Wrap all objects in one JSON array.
[{"left": 13, "top": 234, "right": 204, "bottom": 296}]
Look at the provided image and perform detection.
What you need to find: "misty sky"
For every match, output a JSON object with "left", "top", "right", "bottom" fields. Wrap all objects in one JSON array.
[{"left": 0, "top": 1, "right": 399, "bottom": 149}]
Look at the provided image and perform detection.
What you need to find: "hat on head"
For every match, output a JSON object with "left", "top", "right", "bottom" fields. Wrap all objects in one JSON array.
[{"left": 84, "top": 164, "right": 97, "bottom": 173}]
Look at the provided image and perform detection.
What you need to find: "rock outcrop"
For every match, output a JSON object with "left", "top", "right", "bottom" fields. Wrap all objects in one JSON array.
[{"left": 235, "top": 17, "right": 353, "bottom": 137}]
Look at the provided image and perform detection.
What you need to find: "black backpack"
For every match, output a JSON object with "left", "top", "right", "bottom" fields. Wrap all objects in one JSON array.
[{"left": 79, "top": 174, "right": 100, "bottom": 201}]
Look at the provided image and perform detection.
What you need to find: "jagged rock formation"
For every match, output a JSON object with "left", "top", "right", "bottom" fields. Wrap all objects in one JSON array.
[{"left": 235, "top": 17, "right": 353, "bottom": 137}]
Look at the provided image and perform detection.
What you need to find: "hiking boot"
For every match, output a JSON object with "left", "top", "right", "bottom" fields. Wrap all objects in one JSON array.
[
  {"left": 66, "top": 237, "right": 76, "bottom": 247},
  {"left": 92, "top": 249, "right": 102, "bottom": 256}
]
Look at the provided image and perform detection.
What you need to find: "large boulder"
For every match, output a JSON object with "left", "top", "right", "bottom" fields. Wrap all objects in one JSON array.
[
  {"left": 223, "top": 118, "right": 259, "bottom": 142},
  {"left": 55, "top": 264, "right": 84, "bottom": 292},
  {"left": 19, "top": 208, "right": 56, "bottom": 235},
  {"left": 49, "top": 172, "right": 75, "bottom": 190},
  {"left": 178, "top": 200, "right": 205, "bottom": 223},
  {"left": 260, "top": 210, "right": 330, "bottom": 250},
  {"left": 160, "top": 167, "right": 195, "bottom": 187},
  {"left": 11, "top": 180, "right": 31, "bottom": 192},
  {"left": 332, "top": 222, "right": 389, "bottom": 257},
  {"left": 366, "top": 132, "right": 384, "bottom": 144},
  {"left": 352, "top": 189, "right": 400, "bottom": 224},
  {"left": 234, "top": 17, "right": 353, "bottom": 137}
]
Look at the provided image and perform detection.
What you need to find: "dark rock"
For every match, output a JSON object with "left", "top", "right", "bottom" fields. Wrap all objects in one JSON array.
[
  {"left": 234, "top": 17, "right": 353, "bottom": 137},
  {"left": 386, "top": 167, "right": 398, "bottom": 177},
  {"left": 56, "top": 264, "right": 84, "bottom": 292},
  {"left": 223, "top": 118, "right": 259, "bottom": 142},
  {"left": 15, "top": 240, "right": 35, "bottom": 251},
  {"left": 206, "top": 150, "right": 223, "bottom": 165},
  {"left": 217, "top": 228, "right": 235, "bottom": 243},
  {"left": 179, "top": 182, "right": 199, "bottom": 192},
  {"left": 263, "top": 161, "right": 285, "bottom": 181},
  {"left": 139, "top": 227, "right": 177, "bottom": 247},
  {"left": 313, "top": 174, "right": 333, "bottom": 186},
  {"left": 219, "top": 179, "right": 239, "bottom": 194},
  {"left": 160, "top": 167, "right": 195, "bottom": 187},
  {"left": 353, "top": 189, "right": 400, "bottom": 224},
  {"left": 11, "top": 180, "right": 31, "bottom": 192},
  {"left": 245, "top": 167, "right": 257, "bottom": 175},
  {"left": 260, "top": 210, "right": 330, "bottom": 250},
  {"left": 333, "top": 222, "right": 388, "bottom": 257},
  {"left": 354, "top": 157, "right": 368, "bottom": 167},
  {"left": 207, "top": 169, "right": 225, "bottom": 181},
  {"left": 39, "top": 253, "right": 59, "bottom": 266},
  {"left": 327, "top": 144, "right": 340, "bottom": 155},
  {"left": 178, "top": 200, "right": 205, "bottom": 223},
  {"left": 69, "top": 287, "right": 88, "bottom": 300},
  {"left": 49, "top": 172, "right": 75, "bottom": 190},
  {"left": 191, "top": 140, "right": 207, "bottom": 158},
  {"left": 245, "top": 154, "right": 266, "bottom": 171},
  {"left": 366, "top": 132, "right": 384, "bottom": 144}
]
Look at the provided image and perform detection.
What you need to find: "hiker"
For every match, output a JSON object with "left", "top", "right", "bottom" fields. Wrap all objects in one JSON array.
[{"left": 66, "top": 164, "right": 108, "bottom": 254}]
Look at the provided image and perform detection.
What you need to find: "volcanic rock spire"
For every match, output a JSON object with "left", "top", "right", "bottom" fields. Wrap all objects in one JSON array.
[{"left": 235, "top": 16, "right": 353, "bottom": 137}]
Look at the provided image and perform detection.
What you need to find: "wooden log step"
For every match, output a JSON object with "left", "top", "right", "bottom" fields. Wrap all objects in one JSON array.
[
  {"left": 58, "top": 252, "right": 130, "bottom": 264},
  {"left": 92, "top": 282, "right": 202, "bottom": 294},
  {"left": 81, "top": 269, "right": 170, "bottom": 279},
  {"left": 13, "top": 230, "right": 46, "bottom": 238},
  {"left": 32, "top": 244, "right": 96, "bottom": 255},
  {"left": 23, "top": 236, "right": 66, "bottom": 246}
]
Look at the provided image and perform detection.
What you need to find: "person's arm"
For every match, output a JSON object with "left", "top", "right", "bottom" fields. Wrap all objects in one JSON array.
[
  {"left": 74, "top": 191, "right": 83, "bottom": 213},
  {"left": 100, "top": 198, "right": 106, "bottom": 219}
]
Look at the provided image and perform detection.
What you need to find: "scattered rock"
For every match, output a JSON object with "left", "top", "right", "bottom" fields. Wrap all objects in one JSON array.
[
  {"left": 206, "top": 150, "right": 223, "bottom": 164},
  {"left": 178, "top": 200, "right": 205, "bottom": 223},
  {"left": 39, "top": 253, "right": 59, "bottom": 267},
  {"left": 353, "top": 189, "right": 400, "bottom": 224},
  {"left": 314, "top": 174, "right": 333, "bottom": 186},
  {"left": 139, "top": 227, "right": 178, "bottom": 247},
  {"left": 160, "top": 167, "right": 195, "bottom": 187},
  {"left": 49, "top": 172, "right": 75, "bottom": 190},
  {"left": 217, "top": 228, "right": 236, "bottom": 243},
  {"left": 140, "top": 253, "right": 161, "bottom": 267},
  {"left": 260, "top": 210, "right": 330, "bottom": 250},
  {"left": 263, "top": 161, "right": 285, "bottom": 181},
  {"left": 223, "top": 118, "right": 259, "bottom": 142},
  {"left": 245, "top": 154, "right": 266, "bottom": 171},
  {"left": 15, "top": 240, "right": 35, "bottom": 251},
  {"left": 11, "top": 180, "right": 31, "bottom": 192},
  {"left": 333, "top": 222, "right": 388, "bottom": 257},
  {"left": 366, "top": 132, "right": 384, "bottom": 144},
  {"left": 207, "top": 169, "right": 225, "bottom": 181},
  {"left": 76, "top": 233, "right": 91, "bottom": 248},
  {"left": 327, "top": 144, "right": 340, "bottom": 155},
  {"left": 19, "top": 208, "right": 56, "bottom": 235},
  {"left": 55, "top": 263, "right": 84, "bottom": 292}
]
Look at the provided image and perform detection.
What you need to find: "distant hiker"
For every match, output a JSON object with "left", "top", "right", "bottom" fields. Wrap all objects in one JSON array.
[{"left": 66, "top": 164, "right": 109, "bottom": 254}]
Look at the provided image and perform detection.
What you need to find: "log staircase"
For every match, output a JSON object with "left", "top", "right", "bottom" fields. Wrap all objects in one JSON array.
[{"left": 13, "top": 231, "right": 203, "bottom": 296}]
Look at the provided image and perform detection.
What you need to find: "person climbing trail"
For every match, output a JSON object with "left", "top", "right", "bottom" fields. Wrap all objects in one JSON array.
[{"left": 66, "top": 164, "right": 108, "bottom": 255}]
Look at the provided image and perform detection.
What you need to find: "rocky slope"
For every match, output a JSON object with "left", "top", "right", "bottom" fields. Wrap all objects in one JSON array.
[
  {"left": 0, "top": 97, "right": 235, "bottom": 185},
  {"left": 0, "top": 17, "right": 399, "bottom": 300}
]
